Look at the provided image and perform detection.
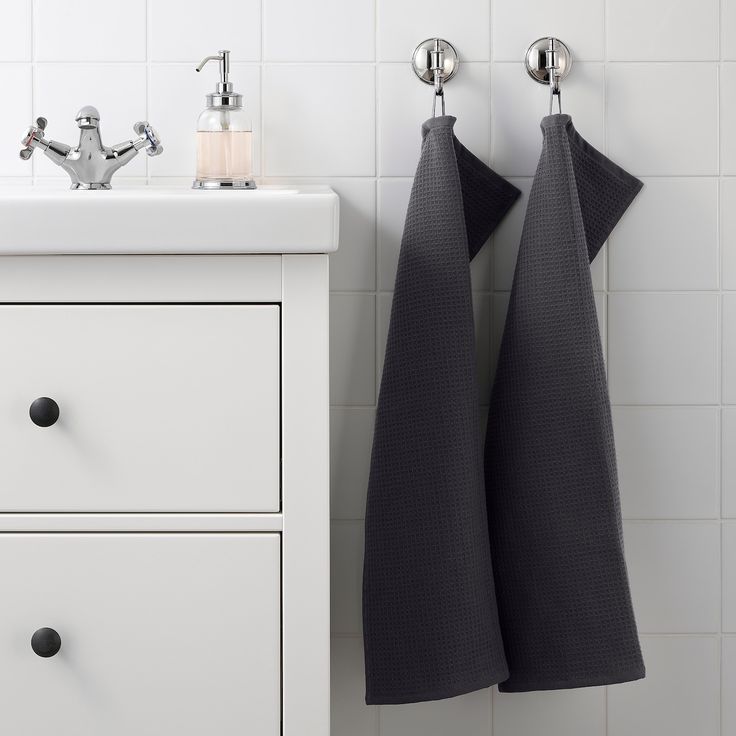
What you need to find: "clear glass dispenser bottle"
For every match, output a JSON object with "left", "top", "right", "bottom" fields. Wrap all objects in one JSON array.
[{"left": 193, "top": 50, "right": 255, "bottom": 189}]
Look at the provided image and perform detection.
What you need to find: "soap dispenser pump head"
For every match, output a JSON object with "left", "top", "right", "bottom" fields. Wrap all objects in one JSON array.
[{"left": 195, "top": 50, "right": 242, "bottom": 107}]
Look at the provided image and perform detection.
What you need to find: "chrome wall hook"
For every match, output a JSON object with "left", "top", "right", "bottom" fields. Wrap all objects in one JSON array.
[
  {"left": 525, "top": 37, "right": 573, "bottom": 115},
  {"left": 412, "top": 38, "right": 459, "bottom": 117}
]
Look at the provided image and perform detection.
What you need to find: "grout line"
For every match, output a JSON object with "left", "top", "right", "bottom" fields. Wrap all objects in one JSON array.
[
  {"left": 144, "top": 0, "right": 150, "bottom": 181},
  {"left": 719, "top": 5, "right": 725, "bottom": 734},
  {"left": 259, "top": 0, "right": 265, "bottom": 177},
  {"left": 29, "top": 0, "right": 35, "bottom": 181}
]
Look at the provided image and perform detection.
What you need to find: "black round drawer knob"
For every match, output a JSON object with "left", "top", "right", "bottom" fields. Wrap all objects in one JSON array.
[
  {"left": 31, "top": 627, "right": 62, "bottom": 658},
  {"left": 29, "top": 397, "right": 60, "bottom": 427}
]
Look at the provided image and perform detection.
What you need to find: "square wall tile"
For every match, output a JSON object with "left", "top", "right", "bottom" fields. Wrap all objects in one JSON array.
[
  {"left": 493, "top": 0, "right": 604, "bottom": 61},
  {"left": 722, "top": 178, "right": 736, "bottom": 289},
  {"left": 609, "top": 178, "right": 718, "bottom": 291},
  {"left": 624, "top": 521, "right": 720, "bottom": 633},
  {"left": 723, "top": 523, "right": 736, "bottom": 631},
  {"left": 614, "top": 407, "right": 720, "bottom": 519},
  {"left": 377, "top": 178, "right": 413, "bottom": 291},
  {"left": 149, "top": 64, "right": 261, "bottom": 178},
  {"left": 0, "top": 65, "right": 31, "bottom": 177},
  {"left": 725, "top": 1, "right": 736, "bottom": 60},
  {"left": 378, "top": 0, "right": 490, "bottom": 61},
  {"left": 608, "top": 294, "right": 718, "bottom": 405},
  {"left": 607, "top": 63, "right": 718, "bottom": 176},
  {"left": 724, "top": 637, "right": 736, "bottom": 735},
  {"left": 34, "top": 0, "right": 146, "bottom": 61},
  {"left": 607, "top": 0, "right": 718, "bottom": 60},
  {"left": 721, "top": 294, "right": 736, "bottom": 404},
  {"left": 378, "top": 62, "right": 490, "bottom": 177},
  {"left": 723, "top": 409, "right": 736, "bottom": 517},
  {"left": 331, "top": 637, "right": 378, "bottom": 736},
  {"left": 149, "top": 0, "right": 260, "bottom": 61},
  {"left": 330, "top": 407, "right": 375, "bottom": 520},
  {"left": 264, "top": 0, "right": 374, "bottom": 61},
  {"left": 331, "top": 521, "right": 363, "bottom": 634},
  {"left": 493, "top": 687, "right": 605, "bottom": 736},
  {"left": 491, "top": 62, "right": 604, "bottom": 177},
  {"left": 0, "top": 0, "right": 31, "bottom": 60},
  {"left": 329, "top": 179, "right": 376, "bottom": 291},
  {"left": 34, "top": 64, "right": 147, "bottom": 178},
  {"left": 380, "top": 689, "right": 491, "bottom": 736},
  {"left": 721, "top": 64, "right": 736, "bottom": 175},
  {"left": 330, "top": 293, "right": 376, "bottom": 405},
  {"left": 263, "top": 64, "right": 375, "bottom": 176},
  {"left": 608, "top": 636, "right": 719, "bottom": 736}
]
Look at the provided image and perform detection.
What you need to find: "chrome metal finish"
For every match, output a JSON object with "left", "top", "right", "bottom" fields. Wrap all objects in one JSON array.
[
  {"left": 19, "top": 106, "right": 163, "bottom": 189},
  {"left": 412, "top": 38, "right": 459, "bottom": 86},
  {"left": 412, "top": 38, "right": 459, "bottom": 117},
  {"left": 525, "top": 37, "right": 572, "bottom": 86},
  {"left": 196, "top": 49, "right": 242, "bottom": 108},
  {"left": 525, "top": 37, "right": 572, "bottom": 114},
  {"left": 192, "top": 179, "right": 257, "bottom": 190}
]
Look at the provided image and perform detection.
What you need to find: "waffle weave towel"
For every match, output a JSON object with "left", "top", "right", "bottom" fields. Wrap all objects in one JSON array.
[
  {"left": 485, "top": 114, "right": 645, "bottom": 692},
  {"left": 362, "top": 115, "right": 520, "bottom": 705}
]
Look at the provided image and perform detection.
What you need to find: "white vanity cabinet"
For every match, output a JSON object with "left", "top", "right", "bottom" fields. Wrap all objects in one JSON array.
[{"left": 0, "top": 186, "right": 337, "bottom": 736}]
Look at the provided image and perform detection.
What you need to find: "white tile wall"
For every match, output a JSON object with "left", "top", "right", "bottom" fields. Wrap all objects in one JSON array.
[
  {"left": 381, "top": 690, "right": 491, "bottom": 736},
  {"left": 613, "top": 407, "right": 720, "bottom": 519},
  {"left": 149, "top": 0, "right": 261, "bottom": 62},
  {"left": 606, "top": 63, "right": 718, "bottom": 176},
  {"left": 608, "top": 178, "right": 719, "bottom": 291},
  {"left": 493, "top": 687, "right": 606, "bottom": 736},
  {"left": 35, "top": 0, "right": 147, "bottom": 62},
  {"left": 3, "top": 0, "right": 729, "bottom": 734},
  {"left": 264, "top": 0, "right": 375, "bottom": 62},
  {"left": 607, "top": 636, "right": 720, "bottom": 736},
  {"left": 624, "top": 521, "right": 720, "bottom": 633},
  {"left": 608, "top": 293, "right": 719, "bottom": 405},
  {"left": 606, "top": 0, "right": 719, "bottom": 61}
]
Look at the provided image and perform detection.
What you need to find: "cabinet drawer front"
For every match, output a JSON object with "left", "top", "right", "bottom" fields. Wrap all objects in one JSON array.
[
  {"left": 0, "top": 305, "right": 280, "bottom": 512},
  {"left": 0, "top": 533, "right": 281, "bottom": 736}
]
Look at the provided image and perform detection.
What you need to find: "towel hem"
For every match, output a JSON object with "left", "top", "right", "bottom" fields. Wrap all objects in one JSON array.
[
  {"left": 498, "top": 667, "right": 646, "bottom": 693},
  {"left": 366, "top": 667, "right": 510, "bottom": 705}
]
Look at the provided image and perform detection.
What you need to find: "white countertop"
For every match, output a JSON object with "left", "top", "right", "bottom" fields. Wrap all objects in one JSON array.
[{"left": 0, "top": 184, "right": 339, "bottom": 254}]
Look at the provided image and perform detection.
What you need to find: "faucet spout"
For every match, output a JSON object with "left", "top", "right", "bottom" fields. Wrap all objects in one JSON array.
[{"left": 20, "top": 107, "right": 163, "bottom": 189}]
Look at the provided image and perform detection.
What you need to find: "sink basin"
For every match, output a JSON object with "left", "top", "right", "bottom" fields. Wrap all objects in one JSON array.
[{"left": 0, "top": 185, "right": 339, "bottom": 254}]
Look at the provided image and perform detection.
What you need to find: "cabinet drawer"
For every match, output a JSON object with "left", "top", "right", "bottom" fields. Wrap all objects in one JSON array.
[
  {"left": 0, "top": 533, "right": 281, "bottom": 736},
  {"left": 0, "top": 305, "right": 280, "bottom": 512}
]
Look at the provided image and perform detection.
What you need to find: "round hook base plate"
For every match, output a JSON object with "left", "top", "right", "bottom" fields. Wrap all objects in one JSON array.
[
  {"left": 412, "top": 38, "right": 459, "bottom": 85},
  {"left": 525, "top": 37, "right": 572, "bottom": 85}
]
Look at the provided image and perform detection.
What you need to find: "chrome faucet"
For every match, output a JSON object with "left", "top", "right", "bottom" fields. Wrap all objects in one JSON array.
[{"left": 20, "top": 106, "right": 163, "bottom": 189}]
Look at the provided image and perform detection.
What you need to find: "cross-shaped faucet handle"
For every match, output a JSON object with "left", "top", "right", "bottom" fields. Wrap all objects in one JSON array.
[{"left": 20, "top": 117, "right": 48, "bottom": 160}]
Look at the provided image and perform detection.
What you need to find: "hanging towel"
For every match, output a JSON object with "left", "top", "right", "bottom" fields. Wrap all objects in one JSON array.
[
  {"left": 484, "top": 113, "right": 645, "bottom": 692},
  {"left": 362, "top": 115, "right": 520, "bottom": 705}
]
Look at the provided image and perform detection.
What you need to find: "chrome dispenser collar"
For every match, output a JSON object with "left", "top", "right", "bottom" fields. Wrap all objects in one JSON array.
[{"left": 196, "top": 49, "right": 242, "bottom": 107}]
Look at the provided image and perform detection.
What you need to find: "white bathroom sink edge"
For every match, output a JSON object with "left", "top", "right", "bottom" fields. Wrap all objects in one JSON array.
[{"left": 0, "top": 185, "right": 339, "bottom": 254}]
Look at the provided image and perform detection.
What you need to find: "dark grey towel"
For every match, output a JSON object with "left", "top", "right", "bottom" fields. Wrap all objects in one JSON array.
[
  {"left": 362, "top": 116, "right": 520, "bottom": 705},
  {"left": 485, "top": 114, "right": 645, "bottom": 692}
]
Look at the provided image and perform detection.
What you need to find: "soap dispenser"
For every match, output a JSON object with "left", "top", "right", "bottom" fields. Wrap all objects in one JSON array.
[{"left": 193, "top": 50, "right": 255, "bottom": 189}]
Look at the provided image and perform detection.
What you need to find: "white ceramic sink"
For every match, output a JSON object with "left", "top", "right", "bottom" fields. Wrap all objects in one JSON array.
[{"left": 0, "top": 185, "right": 339, "bottom": 254}]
